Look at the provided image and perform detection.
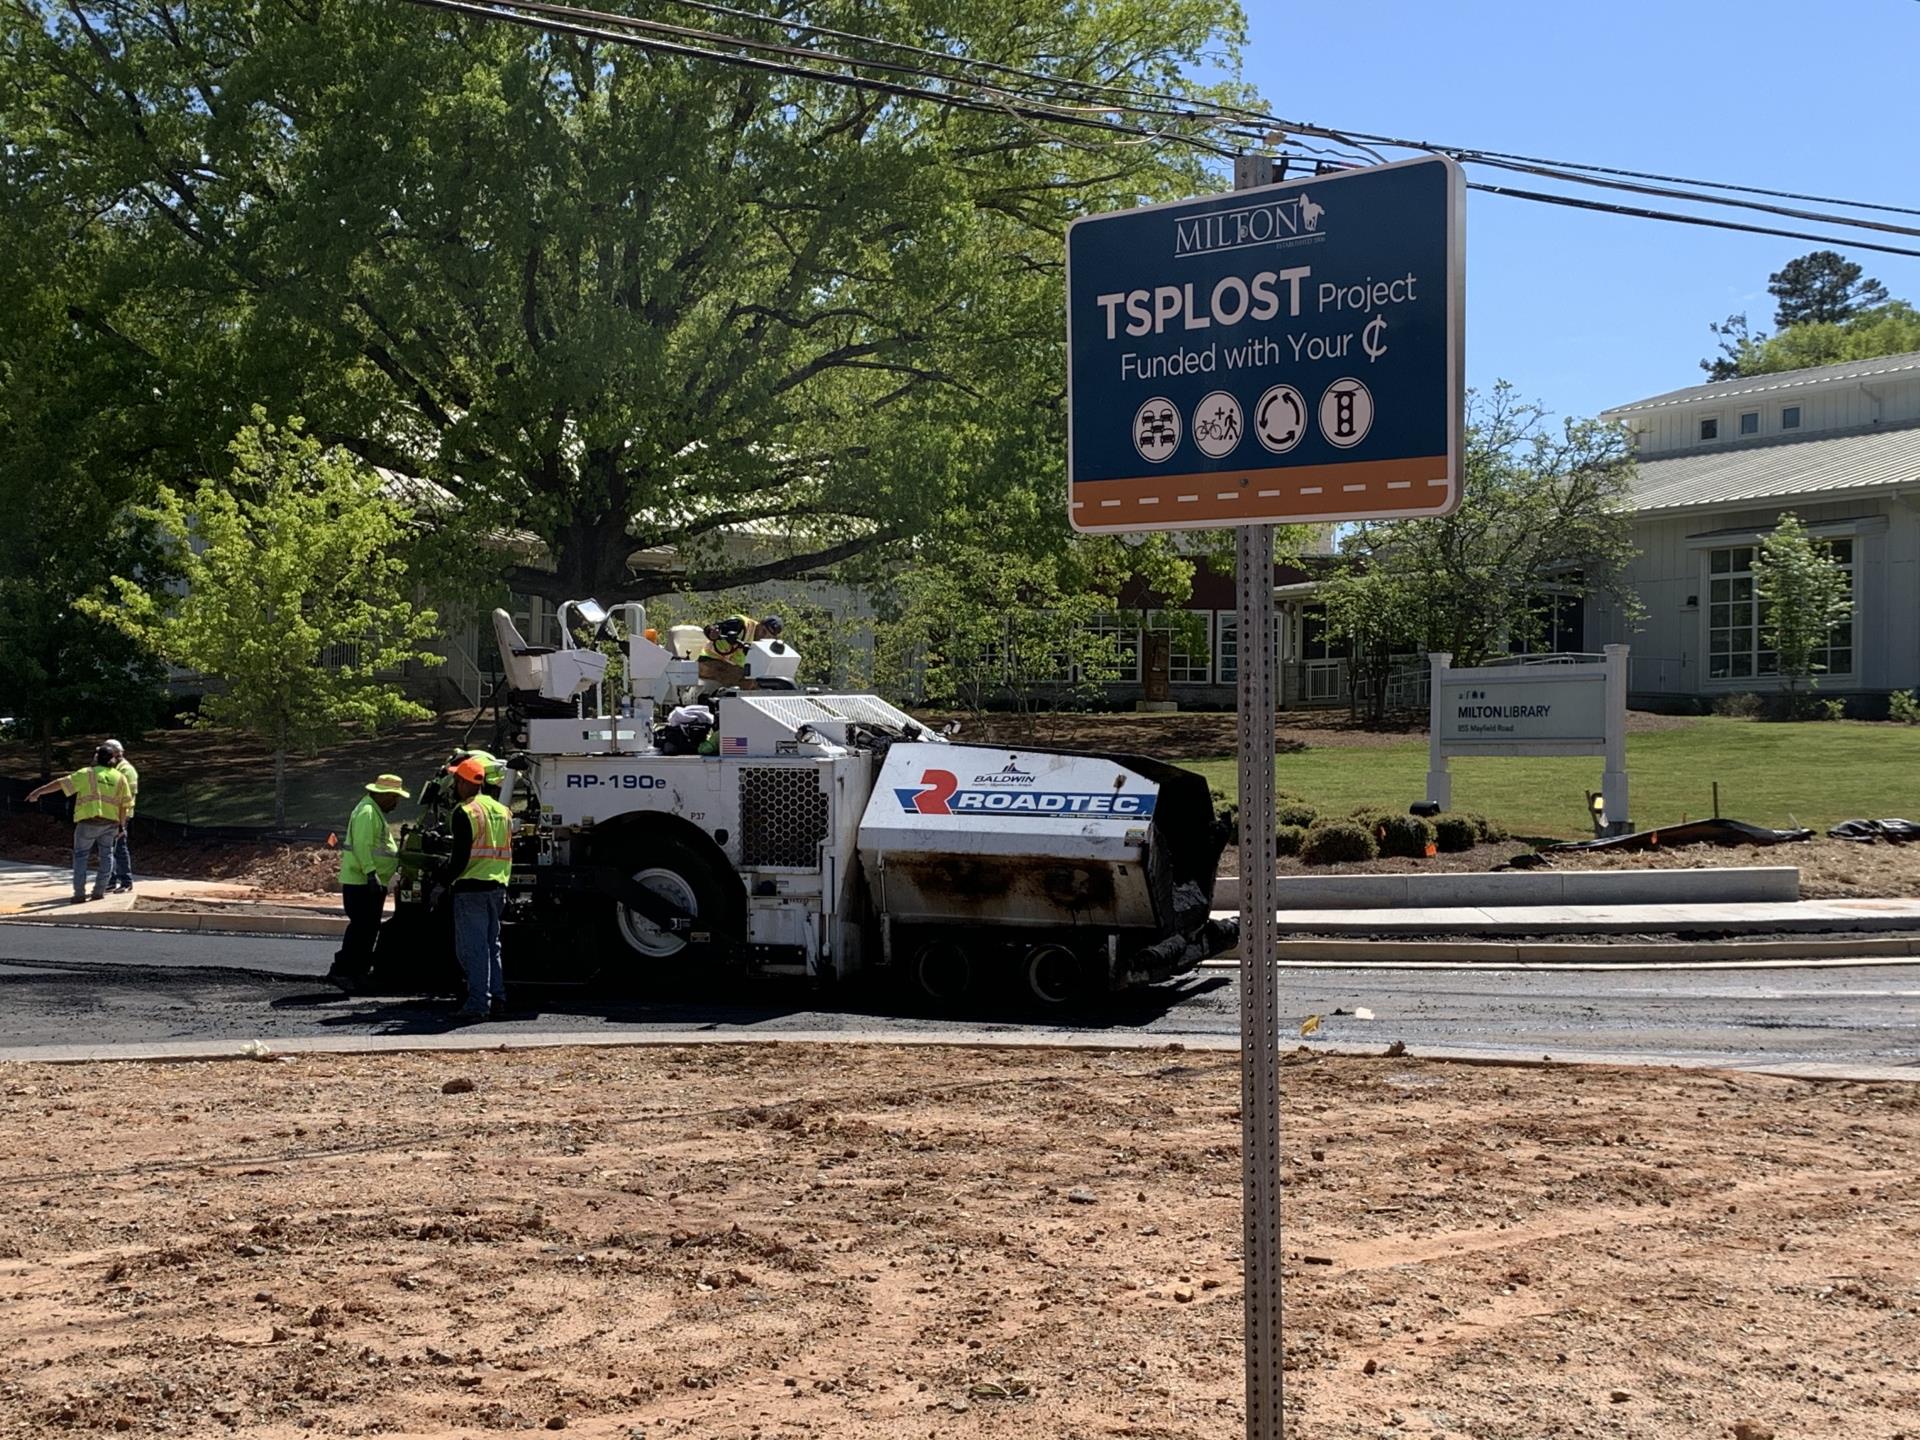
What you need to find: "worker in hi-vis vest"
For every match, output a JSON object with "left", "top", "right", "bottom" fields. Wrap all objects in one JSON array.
[
  {"left": 26, "top": 745, "right": 133, "bottom": 903},
  {"left": 102, "top": 738, "right": 138, "bottom": 893},
  {"left": 445, "top": 756, "right": 513, "bottom": 1020},
  {"left": 326, "top": 773, "right": 410, "bottom": 992}
]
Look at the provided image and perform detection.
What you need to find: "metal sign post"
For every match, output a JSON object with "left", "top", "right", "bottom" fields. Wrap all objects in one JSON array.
[
  {"left": 1229, "top": 151, "right": 1285, "bottom": 1440},
  {"left": 1063, "top": 152, "right": 1464, "bottom": 1440}
]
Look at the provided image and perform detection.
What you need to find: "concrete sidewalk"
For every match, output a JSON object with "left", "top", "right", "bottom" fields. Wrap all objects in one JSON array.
[
  {"left": 1238, "top": 897, "right": 1920, "bottom": 937},
  {"left": 0, "top": 861, "right": 343, "bottom": 936}
]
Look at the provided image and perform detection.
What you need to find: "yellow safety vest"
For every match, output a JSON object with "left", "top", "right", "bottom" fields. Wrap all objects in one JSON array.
[
  {"left": 340, "top": 796, "right": 399, "bottom": 887},
  {"left": 700, "top": 614, "right": 754, "bottom": 662},
  {"left": 115, "top": 759, "right": 140, "bottom": 819},
  {"left": 70, "top": 766, "right": 130, "bottom": 823},
  {"left": 458, "top": 796, "right": 513, "bottom": 885}
]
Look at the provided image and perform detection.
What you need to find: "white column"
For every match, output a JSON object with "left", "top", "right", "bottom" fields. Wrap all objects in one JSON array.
[
  {"left": 1601, "top": 644, "right": 1630, "bottom": 833},
  {"left": 1425, "top": 651, "right": 1452, "bottom": 811}
]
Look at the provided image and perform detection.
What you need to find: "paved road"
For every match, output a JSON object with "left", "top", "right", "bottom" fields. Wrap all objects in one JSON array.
[{"left": 0, "top": 922, "right": 1915, "bottom": 1070}]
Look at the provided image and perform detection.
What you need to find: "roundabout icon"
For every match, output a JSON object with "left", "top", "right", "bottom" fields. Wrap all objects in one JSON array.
[{"left": 1253, "top": 384, "right": 1307, "bottom": 454}]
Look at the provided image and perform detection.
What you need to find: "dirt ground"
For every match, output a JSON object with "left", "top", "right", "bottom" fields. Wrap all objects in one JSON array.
[
  {"left": 925, "top": 707, "right": 1701, "bottom": 755},
  {"left": 0, "top": 1045, "right": 1913, "bottom": 1440},
  {"left": 1222, "top": 836, "right": 1920, "bottom": 901},
  {"left": 0, "top": 810, "right": 339, "bottom": 895},
  {"left": 7, "top": 807, "right": 1916, "bottom": 902},
  {"left": 1541, "top": 836, "right": 1920, "bottom": 901}
]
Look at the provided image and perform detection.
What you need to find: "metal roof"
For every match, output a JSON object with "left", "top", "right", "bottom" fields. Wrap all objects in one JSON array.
[
  {"left": 1603, "top": 351, "right": 1920, "bottom": 416},
  {"left": 1627, "top": 421, "right": 1920, "bottom": 513}
]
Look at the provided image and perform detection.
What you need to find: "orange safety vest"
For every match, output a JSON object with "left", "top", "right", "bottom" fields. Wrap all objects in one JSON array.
[{"left": 458, "top": 796, "right": 513, "bottom": 884}]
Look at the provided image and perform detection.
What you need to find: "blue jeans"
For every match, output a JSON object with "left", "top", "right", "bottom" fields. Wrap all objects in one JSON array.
[
  {"left": 73, "top": 820, "right": 118, "bottom": 898},
  {"left": 452, "top": 886, "right": 506, "bottom": 1013},
  {"left": 111, "top": 826, "right": 133, "bottom": 889}
]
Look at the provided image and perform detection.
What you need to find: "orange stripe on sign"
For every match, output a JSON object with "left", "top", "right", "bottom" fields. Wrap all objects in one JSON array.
[{"left": 1073, "top": 456, "right": 1453, "bottom": 527}]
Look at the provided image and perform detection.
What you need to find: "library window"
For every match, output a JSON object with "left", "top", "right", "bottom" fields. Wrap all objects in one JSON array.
[{"left": 1707, "top": 539, "right": 1853, "bottom": 680}]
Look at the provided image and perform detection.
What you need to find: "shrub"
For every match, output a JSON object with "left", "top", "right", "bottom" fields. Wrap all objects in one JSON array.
[
  {"left": 1891, "top": 689, "right": 1920, "bottom": 725},
  {"left": 1432, "top": 814, "right": 1478, "bottom": 853},
  {"left": 1274, "top": 823, "right": 1308, "bottom": 858},
  {"left": 1712, "top": 692, "right": 1765, "bottom": 719},
  {"left": 1462, "top": 811, "right": 1507, "bottom": 843},
  {"left": 1820, "top": 698, "right": 1848, "bottom": 721},
  {"left": 1346, "top": 809, "right": 1434, "bottom": 859},
  {"left": 1276, "top": 799, "right": 1319, "bottom": 829},
  {"left": 1299, "top": 819, "right": 1378, "bottom": 865},
  {"left": 1209, "top": 784, "right": 1238, "bottom": 835}
]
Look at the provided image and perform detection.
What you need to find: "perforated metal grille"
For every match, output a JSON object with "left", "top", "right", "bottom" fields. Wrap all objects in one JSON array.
[{"left": 739, "top": 767, "right": 830, "bottom": 868}]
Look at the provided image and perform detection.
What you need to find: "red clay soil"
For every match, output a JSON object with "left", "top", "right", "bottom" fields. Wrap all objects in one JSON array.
[
  {"left": 0, "top": 1045, "right": 1913, "bottom": 1440},
  {"left": 0, "top": 811, "right": 338, "bottom": 895}
]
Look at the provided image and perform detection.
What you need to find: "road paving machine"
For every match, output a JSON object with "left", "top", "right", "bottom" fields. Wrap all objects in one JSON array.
[{"left": 370, "top": 600, "right": 1235, "bottom": 1005}]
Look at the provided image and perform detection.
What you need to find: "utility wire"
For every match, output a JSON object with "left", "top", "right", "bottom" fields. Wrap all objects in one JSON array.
[
  {"left": 1465, "top": 181, "right": 1920, "bottom": 260},
  {"left": 636, "top": 0, "right": 1920, "bottom": 222},
  {"left": 1284, "top": 122, "right": 1920, "bottom": 221},
  {"left": 1461, "top": 153, "right": 1920, "bottom": 241},
  {"left": 392, "top": 0, "right": 1240, "bottom": 154},
  {"left": 395, "top": 0, "right": 1920, "bottom": 256}
]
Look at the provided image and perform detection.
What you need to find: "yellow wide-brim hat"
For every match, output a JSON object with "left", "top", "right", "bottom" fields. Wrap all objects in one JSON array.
[{"left": 366, "top": 774, "right": 411, "bottom": 799}]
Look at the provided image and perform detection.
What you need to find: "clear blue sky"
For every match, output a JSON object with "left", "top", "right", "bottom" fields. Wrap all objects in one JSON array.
[{"left": 1236, "top": 0, "right": 1920, "bottom": 422}]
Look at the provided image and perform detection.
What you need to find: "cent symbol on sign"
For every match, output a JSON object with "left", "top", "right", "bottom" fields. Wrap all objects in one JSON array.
[{"left": 1065, "top": 154, "right": 1465, "bottom": 532}]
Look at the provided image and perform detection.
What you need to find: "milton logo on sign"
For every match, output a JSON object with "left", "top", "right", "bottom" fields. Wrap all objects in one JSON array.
[{"left": 1066, "top": 155, "right": 1464, "bottom": 533}]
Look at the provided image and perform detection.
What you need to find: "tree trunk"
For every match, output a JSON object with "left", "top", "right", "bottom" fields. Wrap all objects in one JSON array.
[
  {"left": 37, "top": 715, "right": 53, "bottom": 782},
  {"left": 273, "top": 747, "right": 288, "bottom": 828}
]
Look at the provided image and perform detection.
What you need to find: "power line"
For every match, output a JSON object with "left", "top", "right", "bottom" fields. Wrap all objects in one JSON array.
[
  {"left": 635, "top": 0, "right": 1920, "bottom": 223},
  {"left": 1465, "top": 181, "right": 1920, "bottom": 260},
  {"left": 1284, "top": 123, "right": 1920, "bottom": 222},
  {"left": 392, "top": 0, "right": 1239, "bottom": 155},
  {"left": 394, "top": 0, "right": 1920, "bottom": 258},
  {"left": 1461, "top": 153, "right": 1920, "bottom": 241}
]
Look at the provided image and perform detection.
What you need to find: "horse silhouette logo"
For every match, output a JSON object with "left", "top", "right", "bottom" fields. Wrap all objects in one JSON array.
[{"left": 1298, "top": 194, "right": 1324, "bottom": 232}]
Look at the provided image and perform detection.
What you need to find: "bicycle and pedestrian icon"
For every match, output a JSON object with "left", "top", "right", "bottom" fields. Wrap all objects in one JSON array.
[{"left": 1192, "top": 392, "right": 1244, "bottom": 459}]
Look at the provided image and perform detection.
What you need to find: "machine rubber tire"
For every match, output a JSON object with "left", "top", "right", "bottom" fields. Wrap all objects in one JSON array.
[
  {"left": 909, "top": 939, "right": 973, "bottom": 1007},
  {"left": 599, "top": 836, "right": 732, "bottom": 988},
  {"left": 1020, "top": 942, "right": 1084, "bottom": 1009}
]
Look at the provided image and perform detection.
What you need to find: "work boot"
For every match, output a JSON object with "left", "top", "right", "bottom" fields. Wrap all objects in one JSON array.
[{"left": 70, "top": 895, "right": 86, "bottom": 906}]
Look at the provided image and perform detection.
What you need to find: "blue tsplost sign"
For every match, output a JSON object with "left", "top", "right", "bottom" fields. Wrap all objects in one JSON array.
[{"left": 1066, "top": 155, "right": 1464, "bottom": 532}]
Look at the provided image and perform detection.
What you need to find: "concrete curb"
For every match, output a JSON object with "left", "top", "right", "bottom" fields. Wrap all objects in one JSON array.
[
  {"left": 0, "top": 1028, "right": 1910, "bottom": 1084},
  {"left": 1215, "top": 865, "right": 1802, "bottom": 910},
  {"left": 2, "top": 909, "right": 345, "bottom": 937},
  {"left": 1205, "top": 935, "right": 1920, "bottom": 965}
]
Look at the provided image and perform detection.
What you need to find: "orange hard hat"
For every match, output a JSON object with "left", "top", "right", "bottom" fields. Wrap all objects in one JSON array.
[
  {"left": 452, "top": 758, "right": 487, "bottom": 785},
  {"left": 644, "top": 627, "right": 659, "bottom": 643}
]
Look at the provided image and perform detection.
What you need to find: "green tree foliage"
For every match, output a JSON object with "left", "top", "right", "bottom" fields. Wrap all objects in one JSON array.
[
  {"left": 85, "top": 415, "right": 444, "bottom": 824},
  {"left": 8, "top": 0, "right": 1249, "bottom": 606},
  {"left": 1719, "top": 302, "right": 1920, "bottom": 379},
  {"left": 1767, "top": 250, "right": 1889, "bottom": 328},
  {"left": 1321, "top": 386, "right": 1640, "bottom": 721},
  {"left": 0, "top": 167, "right": 181, "bottom": 775},
  {"left": 1701, "top": 251, "right": 1906, "bottom": 378},
  {"left": 875, "top": 505, "right": 1192, "bottom": 737},
  {"left": 1753, "top": 513, "right": 1851, "bottom": 709}
]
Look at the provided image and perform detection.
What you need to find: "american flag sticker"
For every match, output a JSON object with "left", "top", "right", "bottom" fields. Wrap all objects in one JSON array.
[{"left": 722, "top": 736, "right": 747, "bottom": 754}]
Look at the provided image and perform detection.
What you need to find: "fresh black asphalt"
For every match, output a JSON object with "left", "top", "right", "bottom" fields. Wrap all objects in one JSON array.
[{"left": 0, "top": 923, "right": 1914, "bottom": 1070}]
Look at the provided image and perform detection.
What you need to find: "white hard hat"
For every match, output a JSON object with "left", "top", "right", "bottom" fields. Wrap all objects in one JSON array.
[{"left": 103, "top": 738, "right": 125, "bottom": 755}]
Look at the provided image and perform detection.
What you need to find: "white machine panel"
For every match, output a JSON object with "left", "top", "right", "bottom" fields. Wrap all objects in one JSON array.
[{"left": 857, "top": 744, "right": 1162, "bottom": 929}]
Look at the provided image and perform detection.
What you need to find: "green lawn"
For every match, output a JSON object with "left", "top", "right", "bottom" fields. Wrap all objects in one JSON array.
[{"left": 1186, "top": 718, "right": 1920, "bottom": 840}]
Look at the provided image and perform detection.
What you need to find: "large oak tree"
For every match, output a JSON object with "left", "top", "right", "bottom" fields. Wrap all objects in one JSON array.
[{"left": 7, "top": 0, "right": 1249, "bottom": 603}]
